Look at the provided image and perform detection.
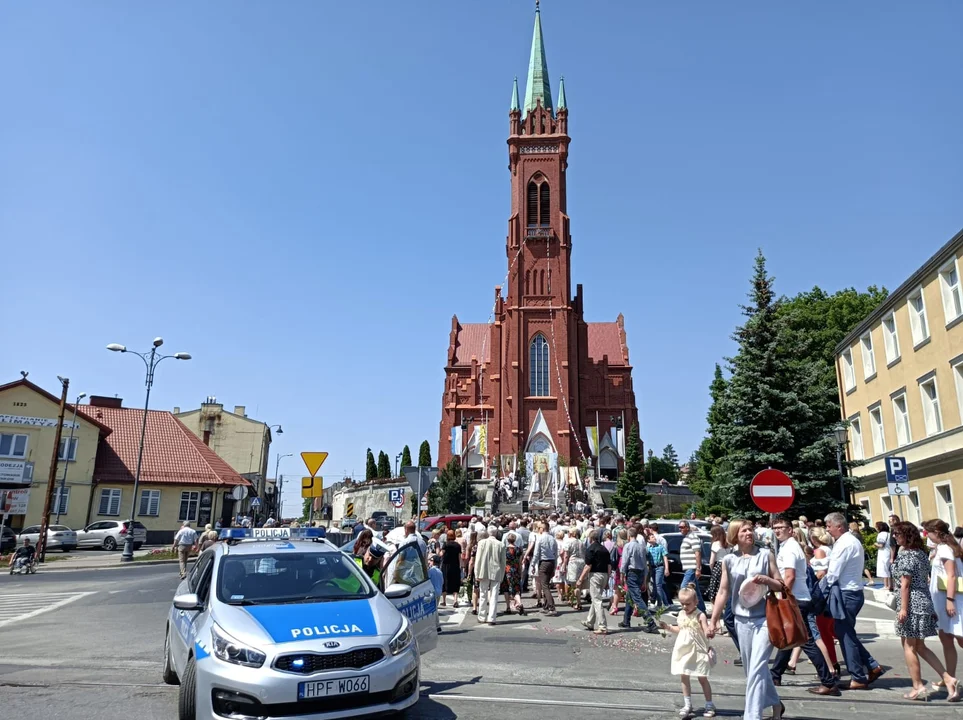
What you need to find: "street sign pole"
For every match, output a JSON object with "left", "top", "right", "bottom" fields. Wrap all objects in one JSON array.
[{"left": 417, "top": 466, "right": 424, "bottom": 524}]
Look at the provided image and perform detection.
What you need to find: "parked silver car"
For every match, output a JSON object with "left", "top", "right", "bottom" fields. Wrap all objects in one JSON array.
[
  {"left": 19, "top": 524, "right": 78, "bottom": 552},
  {"left": 76, "top": 520, "right": 147, "bottom": 551}
]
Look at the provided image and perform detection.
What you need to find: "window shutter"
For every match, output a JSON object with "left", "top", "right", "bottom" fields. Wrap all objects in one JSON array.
[
  {"left": 527, "top": 182, "right": 538, "bottom": 226},
  {"left": 539, "top": 183, "right": 550, "bottom": 226},
  {"left": 99, "top": 490, "right": 110, "bottom": 515}
]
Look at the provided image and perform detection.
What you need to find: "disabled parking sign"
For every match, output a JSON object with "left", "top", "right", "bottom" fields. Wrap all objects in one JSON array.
[{"left": 884, "top": 456, "right": 910, "bottom": 496}]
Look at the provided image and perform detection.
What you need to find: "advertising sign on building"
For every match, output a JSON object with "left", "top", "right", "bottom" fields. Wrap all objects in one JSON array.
[
  {"left": 0, "top": 460, "right": 28, "bottom": 485},
  {"left": 198, "top": 491, "right": 214, "bottom": 527},
  {"left": 0, "top": 414, "right": 78, "bottom": 429},
  {"left": 0, "top": 488, "right": 31, "bottom": 515}
]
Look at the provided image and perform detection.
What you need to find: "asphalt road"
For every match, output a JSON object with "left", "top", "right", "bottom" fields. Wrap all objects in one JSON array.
[{"left": 1, "top": 565, "right": 960, "bottom": 719}]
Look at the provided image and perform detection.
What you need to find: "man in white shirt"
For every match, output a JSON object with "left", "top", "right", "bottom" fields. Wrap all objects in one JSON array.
[
  {"left": 172, "top": 521, "right": 198, "bottom": 580},
  {"left": 769, "top": 516, "right": 838, "bottom": 695},
  {"left": 823, "top": 512, "right": 884, "bottom": 690}
]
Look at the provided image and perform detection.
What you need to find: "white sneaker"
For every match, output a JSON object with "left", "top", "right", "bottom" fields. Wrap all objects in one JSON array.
[
  {"left": 703, "top": 705, "right": 717, "bottom": 718},
  {"left": 678, "top": 707, "right": 694, "bottom": 719}
]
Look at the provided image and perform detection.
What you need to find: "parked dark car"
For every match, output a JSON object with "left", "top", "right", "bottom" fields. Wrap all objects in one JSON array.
[
  {"left": 1, "top": 525, "right": 16, "bottom": 554},
  {"left": 651, "top": 532, "right": 712, "bottom": 603}
]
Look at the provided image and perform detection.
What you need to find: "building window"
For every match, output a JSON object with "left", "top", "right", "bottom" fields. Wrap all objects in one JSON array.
[
  {"left": 849, "top": 415, "right": 864, "bottom": 461},
  {"left": 139, "top": 489, "right": 161, "bottom": 517},
  {"left": 919, "top": 376, "right": 943, "bottom": 436},
  {"left": 841, "top": 349, "right": 856, "bottom": 392},
  {"left": 869, "top": 405, "right": 885, "bottom": 456},
  {"left": 858, "top": 498, "right": 872, "bottom": 525},
  {"left": 98, "top": 489, "right": 122, "bottom": 516},
  {"left": 860, "top": 332, "right": 876, "bottom": 379},
  {"left": 939, "top": 259, "right": 963, "bottom": 324},
  {"left": 907, "top": 488, "right": 922, "bottom": 526},
  {"left": 179, "top": 491, "right": 200, "bottom": 522},
  {"left": 0, "top": 433, "right": 28, "bottom": 458},
  {"left": 934, "top": 482, "right": 956, "bottom": 526},
  {"left": 908, "top": 287, "right": 929, "bottom": 346},
  {"left": 526, "top": 179, "right": 550, "bottom": 227},
  {"left": 882, "top": 312, "right": 900, "bottom": 364},
  {"left": 529, "top": 334, "right": 550, "bottom": 396},
  {"left": 53, "top": 487, "right": 70, "bottom": 516},
  {"left": 892, "top": 393, "right": 911, "bottom": 447},
  {"left": 880, "top": 494, "right": 894, "bottom": 522},
  {"left": 58, "top": 437, "right": 79, "bottom": 461}
]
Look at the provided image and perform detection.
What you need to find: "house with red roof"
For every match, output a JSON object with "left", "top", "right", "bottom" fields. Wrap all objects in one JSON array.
[{"left": 76, "top": 396, "right": 252, "bottom": 543}]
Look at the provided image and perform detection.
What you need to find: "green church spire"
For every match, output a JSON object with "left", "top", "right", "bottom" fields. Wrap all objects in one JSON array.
[
  {"left": 557, "top": 75, "right": 567, "bottom": 110},
  {"left": 523, "top": 1, "right": 553, "bottom": 117},
  {"left": 510, "top": 76, "right": 520, "bottom": 112}
]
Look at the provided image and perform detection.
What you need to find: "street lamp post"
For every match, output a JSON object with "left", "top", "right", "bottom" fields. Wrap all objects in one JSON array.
[
  {"left": 56, "top": 392, "right": 87, "bottom": 523},
  {"left": 107, "top": 338, "right": 191, "bottom": 562},
  {"left": 254, "top": 424, "right": 282, "bottom": 523},
  {"left": 395, "top": 453, "right": 402, "bottom": 478},
  {"left": 832, "top": 423, "right": 850, "bottom": 506},
  {"left": 274, "top": 452, "right": 293, "bottom": 521}
]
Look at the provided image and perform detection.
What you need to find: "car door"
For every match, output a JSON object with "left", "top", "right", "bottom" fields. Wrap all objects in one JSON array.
[
  {"left": 20, "top": 526, "right": 39, "bottom": 547},
  {"left": 171, "top": 550, "right": 214, "bottom": 673},
  {"left": 381, "top": 540, "right": 438, "bottom": 654},
  {"left": 78, "top": 522, "right": 101, "bottom": 548}
]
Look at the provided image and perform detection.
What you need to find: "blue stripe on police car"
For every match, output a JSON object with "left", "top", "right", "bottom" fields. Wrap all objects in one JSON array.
[{"left": 244, "top": 602, "right": 379, "bottom": 643}]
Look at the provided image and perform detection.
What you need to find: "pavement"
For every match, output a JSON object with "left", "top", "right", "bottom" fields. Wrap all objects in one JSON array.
[
  {"left": 23, "top": 545, "right": 184, "bottom": 571},
  {"left": 0, "top": 566, "right": 959, "bottom": 719}
]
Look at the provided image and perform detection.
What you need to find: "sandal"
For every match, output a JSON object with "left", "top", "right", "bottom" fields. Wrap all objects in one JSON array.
[{"left": 903, "top": 689, "right": 930, "bottom": 701}]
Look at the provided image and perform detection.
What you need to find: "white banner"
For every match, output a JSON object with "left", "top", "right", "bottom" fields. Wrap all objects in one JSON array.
[
  {"left": 0, "top": 488, "right": 30, "bottom": 515},
  {"left": 0, "top": 414, "right": 78, "bottom": 429},
  {"left": 0, "top": 460, "right": 29, "bottom": 485}
]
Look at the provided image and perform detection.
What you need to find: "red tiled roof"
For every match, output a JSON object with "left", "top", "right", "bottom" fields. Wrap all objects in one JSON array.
[
  {"left": 76, "top": 405, "right": 251, "bottom": 487},
  {"left": 587, "top": 322, "right": 627, "bottom": 366},
  {"left": 452, "top": 323, "right": 492, "bottom": 366}
]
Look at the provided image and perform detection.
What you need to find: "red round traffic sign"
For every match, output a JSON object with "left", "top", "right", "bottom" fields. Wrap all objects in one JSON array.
[{"left": 749, "top": 469, "right": 796, "bottom": 514}]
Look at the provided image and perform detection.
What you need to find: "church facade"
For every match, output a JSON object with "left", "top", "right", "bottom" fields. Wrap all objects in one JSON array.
[{"left": 437, "top": 5, "right": 639, "bottom": 480}]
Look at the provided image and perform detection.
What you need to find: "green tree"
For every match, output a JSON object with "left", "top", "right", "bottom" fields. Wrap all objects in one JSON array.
[
  {"left": 377, "top": 451, "right": 391, "bottom": 479},
  {"left": 645, "top": 455, "right": 678, "bottom": 486},
  {"left": 418, "top": 440, "right": 432, "bottom": 468},
  {"left": 715, "top": 252, "right": 865, "bottom": 520},
  {"left": 612, "top": 423, "right": 652, "bottom": 516},
  {"left": 660, "top": 444, "right": 680, "bottom": 482},
  {"left": 365, "top": 448, "right": 377, "bottom": 481},
  {"left": 428, "top": 458, "right": 478, "bottom": 514},
  {"left": 400, "top": 445, "right": 413, "bottom": 471},
  {"left": 301, "top": 498, "right": 311, "bottom": 522},
  {"left": 690, "top": 364, "right": 731, "bottom": 508}
]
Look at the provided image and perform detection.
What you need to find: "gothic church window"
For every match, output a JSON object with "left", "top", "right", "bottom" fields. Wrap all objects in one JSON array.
[
  {"left": 527, "top": 178, "right": 550, "bottom": 227},
  {"left": 529, "top": 333, "right": 550, "bottom": 396}
]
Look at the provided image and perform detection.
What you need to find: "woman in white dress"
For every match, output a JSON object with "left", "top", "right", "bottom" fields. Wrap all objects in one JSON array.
[
  {"left": 565, "top": 527, "right": 587, "bottom": 610},
  {"left": 923, "top": 519, "right": 963, "bottom": 702},
  {"left": 876, "top": 521, "right": 894, "bottom": 592}
]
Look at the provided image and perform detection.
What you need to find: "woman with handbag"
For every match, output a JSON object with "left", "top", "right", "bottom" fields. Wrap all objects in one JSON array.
[
  {"left": 923, "top": 519, "right": 963, "bottom": 701},
  {"left": 708, "top": 519, "right": 784, "bottom": 720},
  {"left": 891, "top": 521, "right": 958, "bottom": 701}
]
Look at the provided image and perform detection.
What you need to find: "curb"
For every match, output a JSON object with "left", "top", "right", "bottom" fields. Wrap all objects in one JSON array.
[{"left": 33, "top": 558, "right": 197, "bottom": 573}]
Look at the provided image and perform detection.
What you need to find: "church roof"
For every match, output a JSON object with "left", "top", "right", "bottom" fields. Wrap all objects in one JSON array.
[
  {"left": 523, "top": 3, "right": 553, "bottom": 117},
  {"left": 452, "top": 323, "right": 492, "bottom": 366},
  {"left": 587, "top": 322, "right": 628, "bottom": 366}
]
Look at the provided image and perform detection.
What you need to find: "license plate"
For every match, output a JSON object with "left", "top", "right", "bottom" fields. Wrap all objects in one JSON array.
[{"left": 298, "top": 675, "right": 369, "bottom": 700}]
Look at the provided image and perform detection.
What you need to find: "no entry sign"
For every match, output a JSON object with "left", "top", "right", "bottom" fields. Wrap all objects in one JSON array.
[{"left": 750, "top": 469, "right": 795, "bottom": 514}]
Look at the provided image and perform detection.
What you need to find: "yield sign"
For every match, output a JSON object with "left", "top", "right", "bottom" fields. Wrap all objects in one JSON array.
[
  {"left": 301, "top": 452, "right": 328, "bottom": 477},
  {"left": 401, "top": 466, "right": 439, "bottom": 496},
  {"left": 749, "top": 469, "right": 795, "bottom": 514}
]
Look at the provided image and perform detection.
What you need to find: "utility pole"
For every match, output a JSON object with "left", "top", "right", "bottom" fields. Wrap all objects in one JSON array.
[
  {"left": 56, "top": 392, "right": 87, "bottom": 523},
  {"left": 38, "top": 377, "right": 69, "bottom": 563}
]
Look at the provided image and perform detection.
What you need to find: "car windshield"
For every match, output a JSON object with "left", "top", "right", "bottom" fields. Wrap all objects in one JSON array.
[
  {"left": 50, "top": 526, "right": 71, "bottom": 532},
  {"left": 217, "top": 552, "right": 374, "bottom": 606}
]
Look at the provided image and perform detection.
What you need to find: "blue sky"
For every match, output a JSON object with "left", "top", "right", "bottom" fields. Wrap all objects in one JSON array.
[{"left": 2, "top": 1, "right": 961, "bottom": 516}]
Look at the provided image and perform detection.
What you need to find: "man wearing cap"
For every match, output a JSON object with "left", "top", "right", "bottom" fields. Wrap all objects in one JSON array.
[
  {"left": 172, "top": 521, "right": 199, "bottom": 580},
  {"left": 356, "top": 542, "right": 386, "bottom": 585}
]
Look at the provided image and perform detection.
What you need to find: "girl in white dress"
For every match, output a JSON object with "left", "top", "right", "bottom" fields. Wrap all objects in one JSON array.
[
  {"left": 923, "top": 519, "right": 963, "bottom": 702},
  {"left": 875, "top": 521, "right": 893, "bottom": 591},
  {"left": 662, "top": 584, "right": 716, "bottom": 718}
]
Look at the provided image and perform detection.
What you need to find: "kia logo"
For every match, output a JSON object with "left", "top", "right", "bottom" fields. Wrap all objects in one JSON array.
[{"left": 323, "top": 641, "right": 340, "bottom": 649}]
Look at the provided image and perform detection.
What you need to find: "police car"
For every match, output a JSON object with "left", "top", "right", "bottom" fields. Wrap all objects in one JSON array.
[{"left": 163, "top": 527, "right": 438, "bottom": 720}]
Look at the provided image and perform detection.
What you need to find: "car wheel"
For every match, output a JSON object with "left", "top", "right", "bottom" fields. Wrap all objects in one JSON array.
[
  {"left": 162, "top": 626, "right": 180, "bottom": 686},
  {"left": 103, "top": 537, "right": 117, "bottom": 551},
  {"left": 178, "top": 656, "right": 197, "bottom": 720},
  {"left": 62, "top": 547, "right": 71, "bottom": 553}
]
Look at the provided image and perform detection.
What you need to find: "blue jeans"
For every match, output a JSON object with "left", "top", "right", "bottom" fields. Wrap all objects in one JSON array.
[
  {"left": 834, "top": 590, "right": 879, "bottom": 684},
  {"left": 651, "top": 565, "right": 670, "bottom": 607},
  {"left": 681, "top": 568, "right": 706, "bottom": 613},
  {"left": 771, "top": 599, "right": 835, "bottom": 687},
  {"left": 623, "top": 569, "right": 656, "bottom": 628}
]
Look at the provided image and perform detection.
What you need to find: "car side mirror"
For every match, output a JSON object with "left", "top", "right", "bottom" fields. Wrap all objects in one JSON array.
[
  {"left": 384, "top": 583, "right": 412, "bottom": 600},
  {"left": 173, "top": 593, "right": 203, "bottom": 611}
]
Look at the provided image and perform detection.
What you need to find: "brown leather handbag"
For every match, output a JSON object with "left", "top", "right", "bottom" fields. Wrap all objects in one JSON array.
[{"left": 766, "top": 582, "right": 807, "bottom": 650}]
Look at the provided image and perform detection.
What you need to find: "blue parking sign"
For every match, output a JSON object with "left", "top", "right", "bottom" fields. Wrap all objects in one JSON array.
[{"left": 884, "top": 456, "right": 910, "bottom": 495}]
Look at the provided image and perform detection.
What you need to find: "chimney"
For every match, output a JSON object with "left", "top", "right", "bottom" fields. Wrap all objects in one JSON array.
[
  {"left": 234, "top": 405, "right": 246, "bottom": 417},
  {"left": 173, "top": 406, "right": 180, "bottom": 414},
  {"left": 89, "top": 396, "right": 123, "bottom": 409}
]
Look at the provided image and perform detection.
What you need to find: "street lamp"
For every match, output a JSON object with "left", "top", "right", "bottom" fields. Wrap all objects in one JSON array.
[
  {"left": 55, "top": 392, "right": 87, "bottom": 523},
  {"left": 254, "top": 424, "right": 283, "bottom": 520},
  {"left": 395, "top": 452, "right": 402, "bottom": 478},
  {"left": 107, "top": 337, "right": 191, "bottom": 561},
  {"left": 274, "top": 452, "right": 293, "bottom": 520},
  {"left": 831, "top": 423, "right": 850, "bottom": 505}
]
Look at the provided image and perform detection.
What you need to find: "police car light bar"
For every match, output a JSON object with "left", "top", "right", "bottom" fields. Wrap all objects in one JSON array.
[{"left": 218, "top": 527, "right": 327, "bottom": 542}]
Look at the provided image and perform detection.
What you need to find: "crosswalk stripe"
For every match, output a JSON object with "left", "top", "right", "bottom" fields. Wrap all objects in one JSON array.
[
  {"left": 0, "top": 592, "right": 96, "bottom": 628},
  {"left": 438, "top": 605, "right": 469, "bottom": 628}
]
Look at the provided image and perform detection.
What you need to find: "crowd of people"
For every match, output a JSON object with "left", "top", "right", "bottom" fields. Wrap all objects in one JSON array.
[{"left": 357, "top": 508, "right": 963, "bottom": 719}]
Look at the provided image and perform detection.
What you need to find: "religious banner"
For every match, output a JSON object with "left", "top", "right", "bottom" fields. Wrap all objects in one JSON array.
[
  {"left": 450, "top": 426, "right": 463, "bottom": 456},
  {"left": 477, "top": 425, "right": 487, "bottom": 456},
  {"left": 585, "top": 427, "right": 599, "bottom": 457},
  {"left": 499, "top": 455, "right": 516, "bottom": 478}
]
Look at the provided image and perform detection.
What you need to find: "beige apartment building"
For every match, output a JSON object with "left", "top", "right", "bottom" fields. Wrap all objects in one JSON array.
[{"left": 835, "top": 228, "right": 963, "bottom": 529}]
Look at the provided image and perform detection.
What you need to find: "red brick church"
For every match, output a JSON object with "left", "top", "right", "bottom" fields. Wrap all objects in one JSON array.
[{"left": 438, "top": 3, "right": 639, "bottom": 482}]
